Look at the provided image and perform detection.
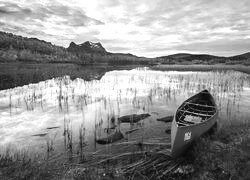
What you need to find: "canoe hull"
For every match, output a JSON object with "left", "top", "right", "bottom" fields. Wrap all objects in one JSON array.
[{"left": 171, "top": 112, "right": 217, "bottom": 158}]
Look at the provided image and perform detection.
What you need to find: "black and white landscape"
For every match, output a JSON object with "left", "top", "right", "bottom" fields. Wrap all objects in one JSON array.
[{"left": 0, "top": 0, "right": 250, "bottom": 180}]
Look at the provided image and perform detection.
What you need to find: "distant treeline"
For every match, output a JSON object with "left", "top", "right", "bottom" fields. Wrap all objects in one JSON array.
[
  {"left": 0, "top": 31, "right": 83, "bottom": 63},
  {"left": 0, "top": 31, "right": 249, "bottom": 65},
  {"left": 157, "top": 53, "right": 250, "bottom": 65},
  {"left": 0, "top": 31, "right": 153, "bottom": 65}
]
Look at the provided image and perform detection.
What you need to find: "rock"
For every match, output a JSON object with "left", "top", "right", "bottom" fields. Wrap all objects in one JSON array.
[
  {"left": 96, "top": 130, "right": 124, "bottom": 144},
  {"left": 210, "top": 141, "right": 227, "bottom": 152},
  {"left": 118, "top": 113, "right": 150, "bottom": 123},
  {"left": 165, "top": 129, "right": 171, "bottom": 134},
  {"left": 157, "top": 115, "right": 174, "bottom": 123},
  {"left": 174, "top": 164, "right": 194, "bottom": 175},
  {"left": 125, "top": 128, "right": 139, "bottom": 135}
]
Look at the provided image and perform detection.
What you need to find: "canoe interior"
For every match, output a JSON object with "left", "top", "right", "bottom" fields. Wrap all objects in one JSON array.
[{"left": 176, "top": 90, "right": 217, "bottom": 126}]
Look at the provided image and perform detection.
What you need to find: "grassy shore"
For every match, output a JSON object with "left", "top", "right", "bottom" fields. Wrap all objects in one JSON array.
[
  {"left": 151, "top": 64, "right": 250, "bottom": 74},
  {"left": 183, "top": 124, "right": 250, "bottom": 180},
  {"left": 0, "top": 123, "right": 249, "bottom": 180}
]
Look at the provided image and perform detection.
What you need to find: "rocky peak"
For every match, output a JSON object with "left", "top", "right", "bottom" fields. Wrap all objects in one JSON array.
[
  {"left": 67, "top": 41, "right": 106, "bottom": 54},
  {"left": 80, "top": 41, "right": 106, "bottom": 52}
]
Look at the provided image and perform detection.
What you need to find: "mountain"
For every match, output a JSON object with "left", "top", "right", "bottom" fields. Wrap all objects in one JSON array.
[
  {"left": 157, "top": 53, "right": 245, "bottom": 64},
  {"left": 66, "top": 40, "right": 153, "bottom": 65},
  {"left": 0, "top": 30, "right": 249, "bottom": 65},
  {"left": 0, "top": 31, "right": 151, "bottom": 64},
  {"left": 159, "top": 52, "right": 250, "bottom": 61},
  {"left": 158, "top": 52, "right": 250, "bottom": 65},
  {"left": 67, "top": 41, "right": 107, "bottom": 55},
  {"left": 67, "top": 41, "right": 140, "bottom": 58}
]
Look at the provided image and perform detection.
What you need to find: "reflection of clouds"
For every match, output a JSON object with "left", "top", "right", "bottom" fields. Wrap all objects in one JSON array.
[{"left": 0, "top": 68, "right": 250, "bottom": 152}]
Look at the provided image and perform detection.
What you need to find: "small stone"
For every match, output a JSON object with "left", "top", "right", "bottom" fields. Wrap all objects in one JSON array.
[
  {"left": 174, "top": 164, "right": 194, "bottom": 175},
  {"left": 210, "top": 141, "right": 226, "bottom": 151}
]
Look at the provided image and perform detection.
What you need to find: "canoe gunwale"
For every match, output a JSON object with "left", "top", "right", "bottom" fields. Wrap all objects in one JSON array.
[
  {"left": 174, "top": 90, "right": 218, "bottom": 129},
  {"left": 184, "top": 102, "right": 216, "bottom": 108}
]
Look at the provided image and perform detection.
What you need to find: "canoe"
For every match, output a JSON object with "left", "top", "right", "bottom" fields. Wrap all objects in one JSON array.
[{"left": 171, "top": 89, "right": 218, "bottom": 158}]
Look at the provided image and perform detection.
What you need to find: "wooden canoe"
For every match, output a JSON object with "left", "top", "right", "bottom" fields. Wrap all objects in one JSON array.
[{"left": 171, "top": 89, "right": 218, "bottom": 158}]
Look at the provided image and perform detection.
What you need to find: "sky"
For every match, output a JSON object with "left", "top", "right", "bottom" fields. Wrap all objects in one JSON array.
[{"left": 0, "top": 0, "right": 249, "bottom": 57}]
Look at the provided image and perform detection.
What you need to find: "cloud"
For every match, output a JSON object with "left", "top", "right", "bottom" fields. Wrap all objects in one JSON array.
[
  {"left": 0, "top": 2, "right": 32, "bottom": 19},
  {"left": 0, "top": 0, "right": 249, "bottom": 57},
  {"left": 0, "top": 1, "right": 104, "bottom": 26}
]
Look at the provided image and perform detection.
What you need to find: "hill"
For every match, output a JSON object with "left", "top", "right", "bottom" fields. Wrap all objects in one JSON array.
[
  {"left": 0, "top": 31, "right": 152, "bottom": 65},
  {"left": 0, "top": 30, "right": 249, "bottom": 65},
  {"left": 229, "top": 52, "right": 250, "bottom": 60},
  {"left": 0, "top": 31, "right": 82, "bottom": 63},
  {"left": 157, "top": 52, "right": 250, "bottom": 65}
]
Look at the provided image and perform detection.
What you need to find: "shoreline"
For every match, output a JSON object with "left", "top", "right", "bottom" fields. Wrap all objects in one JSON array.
[
  {"left": 151, "top": 64, "right": 250, "bottom": 74},
  {"left": 1, "top": 123, "right": 249, "bottom": 180}
]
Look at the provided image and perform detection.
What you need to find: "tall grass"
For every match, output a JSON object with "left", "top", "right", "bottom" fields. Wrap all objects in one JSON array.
[{"left": 184, "top": 124, "right": 250, "bottom": 180}]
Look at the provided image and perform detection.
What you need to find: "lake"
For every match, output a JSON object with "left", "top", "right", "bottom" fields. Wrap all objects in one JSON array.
[{"left": 0, "top": 67, "right": 250, "bottom": 158}]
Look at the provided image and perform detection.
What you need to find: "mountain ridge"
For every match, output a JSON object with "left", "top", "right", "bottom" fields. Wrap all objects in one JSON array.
[{"left": 0, "top": 31, "right": 249, "bottom": 65}]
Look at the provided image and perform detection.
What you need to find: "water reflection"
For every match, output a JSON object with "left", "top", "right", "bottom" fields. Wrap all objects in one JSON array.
[{"left": 0, "top": 68, "right": 250, "bottom": 156}]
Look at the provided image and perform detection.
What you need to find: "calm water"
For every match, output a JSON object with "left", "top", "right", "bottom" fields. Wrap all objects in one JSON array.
[{"left": 0, "top": 68, "right": 250, "bottom": 156}]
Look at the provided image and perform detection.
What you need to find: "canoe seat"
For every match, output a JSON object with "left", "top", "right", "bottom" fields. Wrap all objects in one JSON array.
[
  {"left": 185, "top": 102, "right": 216, "bottom": 108},
  {"left": 184, "top": 115, "right": 202, "bottom": 123},
  {"left": 177, "top": 122, "right": 189, "bottom": 126},
  {"left": 178, "top": 110, "right": 212, "bottom": 117}
]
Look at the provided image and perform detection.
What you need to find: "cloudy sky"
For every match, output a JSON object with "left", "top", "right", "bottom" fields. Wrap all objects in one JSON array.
[{"left": 0, "top": 0, "right": 249, "bottom": 57}]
